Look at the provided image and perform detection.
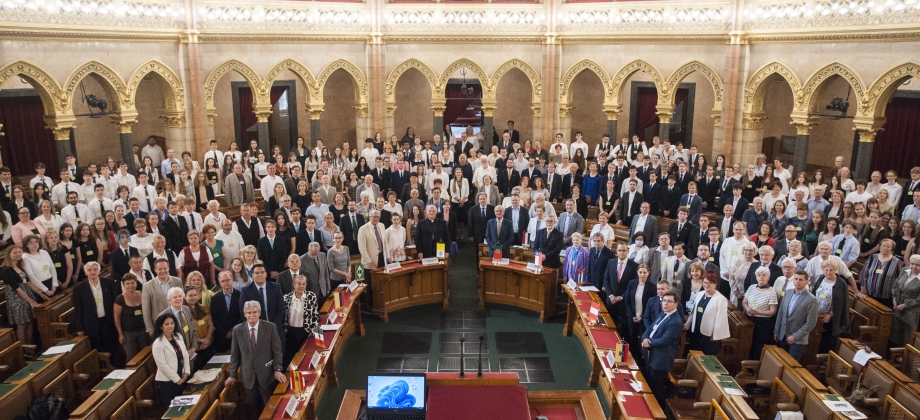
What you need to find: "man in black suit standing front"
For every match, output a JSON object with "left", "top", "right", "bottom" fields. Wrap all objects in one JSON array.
[
  {"left": 503, "top": 120, "right": 520, "bottom": 144},
  {"left": 542, "top": 164, "right": 564, "bottom": 204},
  {"left": 73, "top": 262, "right": 120, "bottom": 362},
  {"left": 484, "top": 206, "right": 514, "bottom": 257},
  {"left": 505, "top": 194, "right": 530, "bottom": 246},
  {"left": 239, "top": 264, "right": 285, "bottom": 346},
  {"left": 160, "top": 201, "right": 189, "bottom": 254},
  {"left": 467, "top": 193, "right": 494, "bottom": 245},
  {"left": 586, "top": 233, "right": 615, "bottom": 302},
  {"left": 416, "top": 205, "right": 449, "bottom": 259},
  {"left": 668, "top": 207, "right": 693, "bottom": 246},
  {"left": 619, "top": 179, "right": 643, "bottom": 227},
  {"left": 531, "top": 215, "right": 564, "bottom": 269},
  {"left": 497, "top": 159, "right": 520, "bottom": 197},
  {"left": 124, "top": 198, "right": 147, "bottom": 235},
  {"left": 339, "top": 200, "right": 364, "bottom": 256},
  {"left": 604, "top": 243, "right": 639, "bottom": 331},
  {"left": 210, "top": 271, "right": 242, "bottom": 353}
]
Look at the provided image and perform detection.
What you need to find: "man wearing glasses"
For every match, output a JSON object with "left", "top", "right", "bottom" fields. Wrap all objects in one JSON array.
[{"left": 641, "top": 291, "right": 683, "bottom": 405}]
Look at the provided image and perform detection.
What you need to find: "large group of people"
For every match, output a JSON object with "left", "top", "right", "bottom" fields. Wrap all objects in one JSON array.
[{"left": 2, "top": 122, "right": 920, "bottom": 418}]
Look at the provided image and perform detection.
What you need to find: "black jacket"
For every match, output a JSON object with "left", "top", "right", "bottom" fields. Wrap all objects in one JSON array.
[
  {"left": 73, "top": 277, "right": 119, "bottom": 337},
  {"left": 257, "top": 235, "right": 289, "bottom": 275},
  {"left": 416, "top": 218, "right": 450, "bottom": 258},
  {"left": 497, "top": 169, "right": 520, "bottom": 196},
  {"left": 160, "top": 215, "right": 189, "bottom": 254},
  {"left": 339, "top": 213, "right": 365, "bottom": 256},
  {"left": 467, "top": 204, "right": 495, "bottom": 245},
  {"left": 209, "top": 288, "right": 242, "bottom": 353},
  {"left": 585, "top": 246, "right": 615, "bottom": 290},
  {"left": 668, "top": 220, "right": 693, "bottom": 247},
  {"left": 124, "top": 211, "right": 148, "bottom": 235},
  {"left": 659, "top": 185, "right": 683, "bottom": 218},
  {"left": 531, "top": 228, "right": 564, "bottom": 269},
  {"left": 110, "top": 246, "right": 139, "bottom": 283}
]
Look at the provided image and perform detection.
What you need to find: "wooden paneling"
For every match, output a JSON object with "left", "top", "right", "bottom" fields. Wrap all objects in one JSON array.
[
  {"left": 478, "top": 258, "right": 556, "bottom": 321},
  {"left": 370, "top": 260, "right": 449, "bottom": 322}
]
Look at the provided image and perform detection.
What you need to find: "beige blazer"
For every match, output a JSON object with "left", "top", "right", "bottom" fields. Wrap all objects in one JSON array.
[
  {"left": 357, "top": 222, "right": 388, "bottom": 267},
  {"left": 224, "top": 172, "right": 255, "bottom": 206},
  {"left": 141, "top": 276, "right": 184, "bottom": 333}
]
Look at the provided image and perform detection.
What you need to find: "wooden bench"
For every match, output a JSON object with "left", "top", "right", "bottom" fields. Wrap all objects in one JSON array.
[
  {"left": 847, "top": 292, "right": 892, "bottom": 357},
  {"left": 0, "top": 382, "right": 32, "bottom": 419},
  {"left": 826, "top": 359, "right": 915, "bottom": 418},
  {"left": 34, "top": 289, "right": 74, "bottom": 351},
  {"left": 69, "top": 363, "right": 148, "bottom": 420},
  {"left": 720, "top": 307, "right": 753, "bottom": 373},
  {"left": 0, "top": 341, "right": 27, "bottom": 383}
]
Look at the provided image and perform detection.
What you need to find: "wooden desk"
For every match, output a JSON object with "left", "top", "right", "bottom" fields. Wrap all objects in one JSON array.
[
  {"left": 478, "top": 258, "right": 556, "bottom": 322},
  {"left": 370, "top": 259, "right": 449, "bottom": 322},
  {"left": 0, "top": 382, "right": 31, "bottom": 419},
  {"left": 37, "top": 337, "right": 91, "bottom": 372},
  {"left": 0, "top": 329, "right": 13, "bottom": 350},
  {"left": 334, "top": 389, "right": 607, "bottom": 420},
  {"left": 34, "top": 289, "right": 73, "bottom": 351},
  {"left": 5, "top": 355, "right": 65, "bottom": 401}
]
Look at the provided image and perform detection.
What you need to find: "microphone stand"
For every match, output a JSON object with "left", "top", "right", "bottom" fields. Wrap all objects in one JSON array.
[
  {"left": 459, "top": 337, "right": 465, "bottom": 377},
  {"left": 477, "top": 336, "right": 484, "bottom": 378}
]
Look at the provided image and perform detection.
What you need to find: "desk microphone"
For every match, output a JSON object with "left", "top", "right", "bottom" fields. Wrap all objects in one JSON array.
[
  {"left": 477, "top": 335, "right": 484, "bottom": 378},
  {"left": 459, "top": 337, "right": 466, "bottom": 378}
]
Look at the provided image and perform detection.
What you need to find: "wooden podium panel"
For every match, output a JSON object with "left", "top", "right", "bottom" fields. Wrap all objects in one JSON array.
[
  {"left": 34, "top": 290, "right": 73, "bottom": 351},
  {"left": 478, "top": 258, "right": 556, "bottom": 322},
  {"left": 370, "top": 260, "right": 449, "bottom": 322}
]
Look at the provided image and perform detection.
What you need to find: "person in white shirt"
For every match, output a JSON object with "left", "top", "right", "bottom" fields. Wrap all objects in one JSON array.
[
  {"left": 361, "top": 140, "right": 380, "bottom": 162},
  {"left": 259, "top": 165, "right": 284, "bottom": 202},
  {"left": 473, "top": 157, "right": 497, "bottom": 190},
  {"left": 865, "top": 171, "right": 884, "bottom": 197},
  {"left": 183, "top": 199, "right": 204, "bottom": 231},
  {"left": 141, "top": 136, "right": 165, "bottom": 165},
  {"left": 550, "top": 133, "right": 569, "bottom": 158},
  {"left": 203, "top": 140, "right": 225, "bottom": 170},
  {"left": 426, "top": 162, "right": 449, "bottom": 195},
  {"left": 569, "top": 132, "right": 588, "bottom": 158},
  {"left": 773, "top": 159, "right": 792, "bottom": 194},
  {"left": 594, "top": 134, "right": 613, "bottom": 160},
  {"left": 719, "top": 221, "right": 751, "bottom": 279},
  {"left": 805, "top": 241, "right": 859, "bottom": 295},
  {"left": 528, "top": 192, "right": 557, "bottom": 220},
  {"left": 132, "top": 173, "right": 158, "bottom": 213},
  {"left": 215, "top": 219, "right": 245, "bottom": 264},
  {"left": 202, "top": 200, "right": 226, "bottom": 227},
  {"left": 844, "top": 180, "right": 873, "bottom": 204},
  {"left": 86, "top": 184, "right": 114, "bottom": 222},
  {"left": 142, "top": 235, "right": 177, "bottom": 272},
  {"left": 160, "top": 149, "right": 183, "bottom": 177},
  {"left": 29, "top": 163, "right": 55, "bottom": 190},
  {"left": 882, "top": 170, "right": 903, "bottom": 205},
  {"left": 130, "top": 220, "right": 155, "bottom": 257},
  {"left": 51, "top": 168, "right": 83, "bottom": 210},
  {"left": 61, "top": 191, "right": 90, "bottom": 226}
]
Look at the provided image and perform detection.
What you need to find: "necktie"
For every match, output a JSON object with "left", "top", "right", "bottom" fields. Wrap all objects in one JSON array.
[
  {"left": 481, "top": 207, "right": 485, "bottom": 218},
  {"left": 650, "top": 313, "right": 668, "bottom": 338},
  {"left": 563, "top": 215, "right": 570, "bottom": 237},
  {"left": 711, "top": 243, "right": 715, "bottom": 254},
  {"left": 124, "top": 248, "right": 128, "bottom": 258},
  {"left": 312, "top": 258, "right": 320, "bottom": 280},
  {"left": 177, "top": 311, "right": 189, "bottom": 343},
  {"left": 374, "top": 225, "right": 383, "bottom": 252},
  {"left": 351, "top": 216, "right": 358, "bottom": 239},
  {"left": 259, "top": 287, "right": 267, "bottom": 319},
  {"left": 190, "top": 216, "right": 196, "bottom": 229},
  {"left": 65, "top": 184, "right": 69, "bottom": 195},
  {"left": 618, "top": 261, "right": 624, "bottom": 279},
  {"left": 74, "top": 206, "right": 80, "bottom": 222},
  {"left": 674, "top": 258, "right": 680, "bottom": 274},
  {"left": 145, "top": 189, "right": 152, "bottom": 211},
  {"left": 250, "top": 327, "right": 256, "bottom": 352},
  {"left": 269, "top": 238, "right": 274, "bottom": 248},
  {"left": 678, "top": 223, "right": 683, "bottom": 232},
  {"left": 99, "top": 200, "right": 105, "bottom": 217},
  {"left": 496, "top": 219, "right": 502, "bottom": 236}
]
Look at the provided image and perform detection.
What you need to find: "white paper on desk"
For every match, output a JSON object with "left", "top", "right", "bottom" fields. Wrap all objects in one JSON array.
[
  {"left": 104, "top": 369, "right": 134, "bottom": 380},
  {"left": 566, "top": 279, "right": 578, "bottom": 290},
  {"left": 327, "top": 310, "right": 339, "bottom": 324},
  {"left": 822, "top": 399, "right": 861, "bottom": 413},
  {"left": 723, "top": 387, "right": 746, "bottom": 396},
  {"left": 579, "top": 285, "right": 600, "bottom": 292},
  {"left": 208, "top": 354, "right": 231, "bottom": 364},
  {"left": 851, "top": 349, "right": 881, "bottom": 366},
  {"left": 42, "top": 344, "right": 75, "bottom": 355},
  {"left": 630, "top": 380, "right": 643, "bottom": 393},
  {"left": 320, "top": 324, "right": 342, "bottom": 331},
  {"left": 284, "top": 396, "right": 299, "bottom": 417},
  {"left": 309, "top": 351, "right": 322, "bottom": 369},
  {"left": 170, "top": 394, "right": 201, "bottom": 407}
]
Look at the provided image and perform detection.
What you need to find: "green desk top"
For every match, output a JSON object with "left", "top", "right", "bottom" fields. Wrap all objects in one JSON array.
[
  {"left": 5, "top": 361, "right": 49, "bottom": 382},
  {"left": 92, "top": 378, "right": 123, "bottom": 392},
  {"left": 0, "top": 383, "right": 18, "bottom": 399},
  {"left": 162, "top": 405, "right": 193, "bottom": 419},
  {"left": 699, "top": 355, "right": 728, "bottom": 374}
]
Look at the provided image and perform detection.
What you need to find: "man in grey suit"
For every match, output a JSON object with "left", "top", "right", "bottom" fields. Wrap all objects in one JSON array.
[
  {"left": 628, "top": 202, "right": 659, "bottom": 247},
  {"left": 557, "top": 199, "right": 584, "bottom": 247},
  {"left": 141, "top": 258, "right": 184, "bottom": 335},
  {"left": 276, "top": 254, "right": 307, "bottom": 295},
  {"left": 225, "top": 300, "right": 287, "bottom": 420},
  {"left": 224, "top": 163, "right": 255, "bottom": 206},
  {"left": 774, "top": 270, "right": 818, "bottom": 361},
  {"left": 301, "top": 242, "right": 330, "bottom": 298},
  {"left": 158, "top": 287, "right": 199, "bottom": 353},
  {"left": 355, "top": 174, "right": 381, "bottom": 203}
]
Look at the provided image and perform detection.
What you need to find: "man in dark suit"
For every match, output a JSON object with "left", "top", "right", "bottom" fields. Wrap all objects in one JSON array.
[
  {"left": 668, "top": 207, "right": 693, "bottom": 246},
  {"left": 73, "top": 263, "right": 120, "bottom": 361},
  {"left": 505, "top": 195, "right": 530, "bottom": 246},
  {"left": 687, "top": 214, "right": 712, "bottom": 260},
  {"left": 124, "top": 199, "right": 147, "bottom": 235},
  {"left": 628, "top": 202, "right": 659, "bottom": 247},
  {"left": 256, "top": 221, "right": 289, "bottom": 280},
  {"left": 707, "top": 228, "right": 724, "bottom": 267},
  {"left": 299, "top": 215, "right": 325, "bottom": 253},
  {"left": 496, "top": 132, "right": 514, "bottom": 154},
  {"left": 773, "top": 271, "right": 818, "bottom": 361},
  {"left": 160, "top": 202, "right": 189, "bottom": 254},
  {"left": 239, "top": 264, "right": 285, "bottom": 345},
  {"left": 339, "top": 201, "right": 364, "bottom": 256},
  {"left": 644, "top": 171, "right": 662, "bottom": 215},
  {"left": 503, "top": 120, "right": 520, "bottom": 144},
  {"left": 110, "top": 241, "right": 139, "bottom": 284},
  {"left": 371, "top": 157, "right": 392, "bottom": 194},
  {"left": 484, "top": 206, "right": 514, "bottom": 257},
  {"left": 604, "top": 243, "right": 639, "bottom": 330},
  {"left": 467, "top": 193, "right": 494, "bottom": 245},
  {"left": 683, "top": 243, "right": 726, "bottom": 298},
  {"left": 727, "top": 183, "right": 750, "bottom": 221},
  {"left": 211, "top": 272, "right": 243, "bottom": 353},
  {"left": 531, "top": 215, "right": 564, "bottom": 268},
  {"left": 774, "top": 225, "right": 810, "bottom": 258},
  {"left": 743, "top": 246, "right": 783, "bottom": 291},
  {"left": 542, "top": 164, "right": 564, "bottom": 203},
  {"left": 497, "top": 159, "right": 520, "bottom": 197},
  {"left": 641, "top": 291, "right": 683, "bottom": 407},
  {"left": 276, "top": 254, "right": 307, "bottom": 295},
  {"left": 586, "top": 233, "right": 615, "bottom": 301},
  {"left": 659, "top": 175, "right": 682, "bottom": 218},
  {"left": 391, "top": 164, "right": 411, "bottom": 200},
  {"left": 679, "top": 181, "right": 704, "bottom": 225},
  {"left": 561, "top": 164, "right": 583, "bottom": 199},
  {"left": 226, "top": 299, "right": 287, "bottom": 420},
  {"left": 898, "top": 167, "right": 920, "bottom": 215},
  {"left": 519, "top": 158, "right": 541, "bottom": 182},
  {"left": 715, "top": 204, "right": 740, "bottom": 240},
  {"left": 618, "top": 179, "right": 643, "bottom": 226},
  {"left": 416, "top": 205, "right": 450, "bottom": 259},
  {"left": 674, "top": 162, "right": 692, "bottom": 193},
  {"left": 698, "top": 165, "right": 719, "bottom": 211},
  {"left": 717, "top": 167, "right": 736, "bottom": 206}
]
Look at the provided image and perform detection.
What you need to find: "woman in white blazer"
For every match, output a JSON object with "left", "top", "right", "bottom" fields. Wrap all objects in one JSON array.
[
  {"left": 684, "top": 271, "right": 731, "bottom": 355},
  {"left": 152, "top": 312, "right": 190, "bottom": 407}
]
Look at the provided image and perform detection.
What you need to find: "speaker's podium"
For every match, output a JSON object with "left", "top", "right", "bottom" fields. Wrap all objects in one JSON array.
[{"left": 336, "top": 372, "right": 605, "bottom": 420}]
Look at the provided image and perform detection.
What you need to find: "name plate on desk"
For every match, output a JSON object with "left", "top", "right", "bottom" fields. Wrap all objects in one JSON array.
[
  {"left": 309, "top": 351, "right": 322, "bottom": 369},
  {"left": 327, "top": 310, "right": 338, "bottom": 324},
  {"left": 284, "top": 395, "right": 299, "bottom": 417},
  {"left": 566, "top": 279, "right": 578, "bottom": 290},
  {"left": 525, "top": 263, "right": 542, "bottom": 273},
  {"left": 385, "top": 262, "right": 402, "bottom": 272},
  {"left": 492, "top": 258, "right": 510, "bottom": 265},
  {"left": 347, "top": 281, "right": 358, "bottom": 292},
  {"left": 606, "top": 350, "right": 617, "bottom": 370},
  {"left": 421, "top": 257, "right": 440, "bottom": 265}
]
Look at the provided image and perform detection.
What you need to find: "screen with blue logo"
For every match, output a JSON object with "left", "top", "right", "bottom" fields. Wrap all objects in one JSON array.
[{"left": 366, "top": 375, "right": 426, "bottom": 410}]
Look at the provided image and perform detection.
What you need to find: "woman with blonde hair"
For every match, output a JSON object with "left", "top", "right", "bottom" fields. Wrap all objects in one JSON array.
[
  {"left": 238, "top": 245, "right": 261, "bottom": 278},
  {"left": 228, "top": 256, "right": 252, "bottom": 291},
  {"left": 184, "top": 286, "right": 215, "bottom": 371},
  {"left": 1, "top": 245, "right": 43, "bottom": 346},
  {"left": 184, "top": 270, "right": 215, "bottom": 308}
]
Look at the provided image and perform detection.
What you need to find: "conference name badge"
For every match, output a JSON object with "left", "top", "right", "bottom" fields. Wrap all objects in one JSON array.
[
  {"left": 87, "top": 250, "right": 94, "bottom": 256},
  {"left": 796, "top": 227, "right": 802, "bottom": 231},
  {"left": 75, "top": 218, "right": 81, "bottom": 222},
  {"left": 213, "top": 253, "right": 220, "bottom": 258},
  {"left": 4, "top": 193, "right": 8, "bottom": 198},
  {"left": 698, "top": 306, "right": 704, "bottom": 313},
  {"left": 183, "top": 325, "right": 189, "bottom": 332},
  {"left": 141, "top": 248, "right": 148, "bottom": 254},
  {"left": 909, "top": 191, "right": 914, "bottom": 196},
  {"left": 875, "top": 269, "right": 883, "bottom": 274},
  {"left": 864, "top": 238, "right": 870, "bottom": 243},
  {"left": 146, "top": 196, "right": 150, "bottom": 200},
  {"left": 95, "top": 298, "right": 101, "bottom": 303},
  {"left": 134, "top": 310, "right": 142, "bottom": 316},
  {"left": 43, "top": 265, "right": 48, "bottom": 271},
  {"left": 198, "top": 319, "right": 206, "bottom": 326},
  {"left": 54, "top": 262, "right": 61, "bottom": 268},
  {"left": 750, "top": 302, "right": 757, "bottom": 309},
  {"left": 228, "top": 243, "right": 234, "bottom": 247},
  {"left": 819, "top": 293, "right": 825, "bottom": 299},
  {"left": 747, "top": 184, "right": 752, "bottom": 188}
]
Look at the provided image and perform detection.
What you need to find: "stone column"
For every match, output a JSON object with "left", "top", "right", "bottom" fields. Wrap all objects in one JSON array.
[
  {"left": 531, "top": 103, "right": 543, "bottom": 145},
  {"left": 355, "top": 104, "right": 371, "bottom": 144},
  {"left": 557, "top": 104, "right": 573, "bottom": 144},
  {"left": 45, "top": 115, "right": 76, "bottom": 171},
  {"left": 114, "top": 120, "right": 137, "bottom": 173},
  {"left": 432, "top": 104, "right": 445, "bottom": 138},
  {"left": 735, "top": 112, "right": 767, "bottom": 165},
  {"left": 385, "top": 103, "right": 396, "bottom": 141},
  {"left": 854, "top": 129, "right": 876, "bottom": 181},
  {"left": 657, "top": 112, "right": 672, "bottom": 142},
  {"left": 0, "top": 124, "right": 4, "bottom": 167},
  {"left": 254, "top": 106, "right": 272, "bottom": 154},
  {"left": 604, "top": 105, "right": 620, "bottom": 142},
  {"left": 480, "top": 100, "right": 497, "bottom": 152},
  {"left": 791, "top": 122, "right": 812, "bottom": 176},
  {"left": 309, "top": 107, "right": 323, "bottom": 147}
]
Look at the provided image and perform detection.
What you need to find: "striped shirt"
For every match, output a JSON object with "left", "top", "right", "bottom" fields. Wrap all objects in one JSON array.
[{"left": 744, "top": 285, "right": 778, "bottom": 317}]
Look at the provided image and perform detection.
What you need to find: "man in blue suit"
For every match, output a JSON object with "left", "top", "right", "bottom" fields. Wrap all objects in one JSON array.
[
  {"left": 240, "top": 264, "right": 286, "bottom": 346},
  {"left": 484, "top": 206, "right": 514, "bottom": 257},
  {"left": 679, "top": 181, "right": 704, "bottom": 225},
  {"left": 531, "top": 215, "right": 564, "bottom": 269},
  {"left": 641, "top": 291, "right": 683, "bottom": 406},
  {"left": 642, "top": 280, "right": 670, "bottom": 329},
  {"left": 586, "top": 233, "right": 614, "bottom": 301}
]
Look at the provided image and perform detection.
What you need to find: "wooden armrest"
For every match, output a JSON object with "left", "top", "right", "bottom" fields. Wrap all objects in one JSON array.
[
  {"left": 673, "top": 359, "right": 688, "bottom": 367},
  {"left": 219, "top": 402, "right": 236, "bottom": 411},
  {"left": 21, "top": 344, "right": 37, "bottom": 361},
  {"left": 692, "top": 402, "right": 711, "bottom": 409},
  {"left": 776, "top": 403, "right": 800, "bottom": 411},
  {"left": 97, "top": 352, "right": 112, "bottom": 372},
  {"left": 722, "top": 338, "right": 739, "bottom": 345},
  {"left": 677, "top": 379, "right": 700, "bottom": 388},
  {"left": 73, "top": 373, "right": 91, "bottom": 383},
  {"left": 815, "top": 354, "right": 828, "bottom": 363},
  {"left": 858, "top": 325, "right": 878, "bottom": 333},
  {"left": 862, "top": 398, "right": 881, "bottom": 407},
  {"left": 740, "top": 360, "right": 762, "bottom": 368},
  {"left": 755, "top": 379, "right": 772, "bottom": 387},
  {"left": 0, "top": 365, "right": 10, "bottom": 374},
  {"left": 136, "top": 399, "right": 155, "bottom": 408},
  {"left": 836, "top": 374, "right": 858, "bottom": 382}
]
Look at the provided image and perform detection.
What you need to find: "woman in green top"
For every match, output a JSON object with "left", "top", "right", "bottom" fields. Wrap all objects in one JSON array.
[
  {"left": 200, "top": 224, "right": 227, "bottom": 270},
  {"left": 185, "top": 271, "right": 214, "bottom": 309}
]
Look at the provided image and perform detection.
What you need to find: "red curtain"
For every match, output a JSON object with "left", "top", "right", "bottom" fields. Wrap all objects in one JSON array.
[
  {"left": 0, "top": 95, "right": 57, "bottom": 176},
  {"left": 872, "top": 96, "right": 920, "bottom": 176},
  {"left": 238, "top": 86, "right": 288, "bottom": 145},
  {"left": 635, "top": 87, "right": 659, "bottom": 142},
  {"left": 444, "top": 83, "right": 478, "bottom": 126}
]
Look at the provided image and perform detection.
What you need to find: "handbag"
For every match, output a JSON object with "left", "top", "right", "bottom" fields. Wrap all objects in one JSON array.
[
  {"left": 846, "top": 373, "right": 879, "bottom": 407},
  {"left": 27, "top": 394, "right": 68, "bottom": 420}
]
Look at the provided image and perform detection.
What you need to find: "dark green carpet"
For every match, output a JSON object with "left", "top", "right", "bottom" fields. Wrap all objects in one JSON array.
[{"left": 315, "top": 240, "right": 611, "bottom": 419}]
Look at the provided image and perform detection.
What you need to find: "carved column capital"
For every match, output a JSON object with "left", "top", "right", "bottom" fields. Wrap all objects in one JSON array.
[
  {"left": 161, "top": 112, "right": 186, "bottom": 128},
  {"left": 559, "top": 104, "right": 573, "bottom": 119},
  {"left": 604, "top": 105, "right": 621, "bottom": 120},
  {"left": 741, "top": 113, "right": 768, "bottom": 130},
  {"left": 856, "top": 129, "right": 877, "bottom": 143},
  {"left": 431, "top": 104, "right": 446, "bottom": 117},
  {"left": 655, "top": 105, "right": 675, "bottom": 124},
  {"left": 354, "top": 105, "right": 369, "bottom": 118}
]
